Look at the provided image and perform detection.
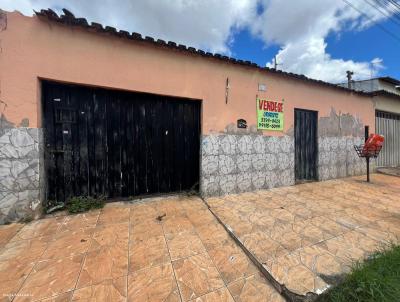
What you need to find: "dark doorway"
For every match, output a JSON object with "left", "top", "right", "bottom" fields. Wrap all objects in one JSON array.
[
  {"left": 294, "top": 108, "right": 318, "bottom": 182},
  {"left": 42, "top": 81, "right": 201, "bottom": 203}
]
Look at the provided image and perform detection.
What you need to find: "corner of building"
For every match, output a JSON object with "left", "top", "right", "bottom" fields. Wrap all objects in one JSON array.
[{"left": 0, "top": 126, "right": 44, "bottom": 224}]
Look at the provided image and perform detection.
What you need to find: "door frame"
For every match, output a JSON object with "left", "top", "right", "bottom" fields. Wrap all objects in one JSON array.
[{"left": 294, "top": 108, "right": 319, "bottom": 183}]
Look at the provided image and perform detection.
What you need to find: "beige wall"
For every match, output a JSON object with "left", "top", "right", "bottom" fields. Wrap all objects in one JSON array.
[
  {"left": 374, "top": 95, "right": 400, "bottom": 115},
  {"left": 379, "top": 81, "right": 400, "bottom": 96},
  {"left": 0, "top": 11, "right": 375, "bottom": 135}
]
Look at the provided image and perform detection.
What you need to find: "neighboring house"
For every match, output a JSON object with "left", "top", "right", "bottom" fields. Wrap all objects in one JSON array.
[
  {"left": 338, "top": 77, "right": 400, "bottom": 167},
  {"left": 0, "top": 9, "right": 375, "bottom": 223}
]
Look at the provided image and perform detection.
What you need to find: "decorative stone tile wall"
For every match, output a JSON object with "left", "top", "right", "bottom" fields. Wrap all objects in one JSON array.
[
  {"left": 0, "top": 128, "right": 42, "bottom": 224},
  {"left": 200, "top": 134, "right": 295, "bottom": 196},
  {"left": 318, "top": 136, "right": 368, "bottom": 181},
  {"left": 201, "top": 134, "right": 369, "bottom": 197}
]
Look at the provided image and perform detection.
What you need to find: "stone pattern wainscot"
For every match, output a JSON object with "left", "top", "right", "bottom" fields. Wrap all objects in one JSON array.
[
  {"left": 0, "top": 128, "right": 42, "bottom": 224},
  {"left": 318, "top": 136, "right": 369, "bottom": 181},
  {"left": 201, "top": 134, "right": 295, "bottom": 196}
]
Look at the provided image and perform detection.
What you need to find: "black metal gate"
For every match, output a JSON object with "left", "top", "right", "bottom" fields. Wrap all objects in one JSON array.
[
  {"left": 42, "top": 81, "right": 201, "bottom": 202},
  {"left": 294, "top": 108, "right": 318, "bottom": 182}
]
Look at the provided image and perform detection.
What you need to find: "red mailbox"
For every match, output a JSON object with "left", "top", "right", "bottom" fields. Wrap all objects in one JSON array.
[{"left": 362, "top": 134, "right": 384, "bottom": 157}]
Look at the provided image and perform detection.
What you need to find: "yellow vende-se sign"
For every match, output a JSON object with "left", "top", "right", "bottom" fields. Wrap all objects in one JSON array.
[{"left": 257, "top": 98, "right": 284, "bottom": 131}]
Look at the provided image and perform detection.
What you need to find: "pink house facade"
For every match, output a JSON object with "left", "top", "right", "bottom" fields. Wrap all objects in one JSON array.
[{"left": 0, "top": 9, "right": 374, "bottom": 223}]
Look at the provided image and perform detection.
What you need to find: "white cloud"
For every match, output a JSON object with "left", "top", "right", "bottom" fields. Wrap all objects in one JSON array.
[
  {"left": 0, "top": 0, "right": 390, "bottom": 82},
  {"left": 253, "top": 0, "right": 388, "bottom": 82},
  {"left": 0, "top": 0, "right": 257, "bottom": 53},
  {"left": 265, "top": 38, "right": 382, "bottom": 83}
]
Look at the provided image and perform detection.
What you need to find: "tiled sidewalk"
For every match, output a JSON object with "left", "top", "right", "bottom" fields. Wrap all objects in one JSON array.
[
  {"left": 206, "top": 174, "right": 400, "bottom": 298},
  {"left": 0, "top": 196, "right": 283, "bottom": 302}
]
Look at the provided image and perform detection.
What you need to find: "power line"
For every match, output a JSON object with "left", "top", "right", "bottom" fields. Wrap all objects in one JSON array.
[
  {"left": 387, "top": 0, "right": 400, "bottom": 10},
  {"left": 380, "top": 0, "right": 400, "bottom": 21},
  {"left": 342, "top": 0, "right": 400, "bottom": 43},
  {"left": 374, "top": 0, "right": 400, "bottom": 23},
  {"left": 362, "top": 0, "right": 400, "bottom": 26}
]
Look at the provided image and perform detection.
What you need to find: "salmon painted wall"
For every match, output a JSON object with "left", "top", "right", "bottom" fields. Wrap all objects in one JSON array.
[{"left": 0, "top": 11, "right": 375, "bottom": 135}]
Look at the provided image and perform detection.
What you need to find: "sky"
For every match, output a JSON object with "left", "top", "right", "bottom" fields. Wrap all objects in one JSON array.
[{"left": 1, "top": 0, "right": 399, "bottom": 83}]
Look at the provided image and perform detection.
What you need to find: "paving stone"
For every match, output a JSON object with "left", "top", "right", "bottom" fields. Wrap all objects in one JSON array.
[
  {"left": 97, "top": 207, "right": 130, "bottom": 225},
  {"left": 0, "top": 222, "right": 23, "bottom": 247},
  {"left": 227, "top": 273, "right": 285, "bottom": 302},
  {"left": 77, "top": 245, "right": 128, "bottom": 289},
  {"left": 208, "top": 241, "right": 258, "bottom": 284},
  {"left": 165, "top": 231, "right": 206, "bottom": 261},
  {"left": 128, "top": 263, "right": 180, "bottom": 302},
  {"left": 173, "top": 252, "right": 225, "bottom": 301},
  {"left": 129, "top": 235, "right": 170, "bottom": 272},
  {"left": 207, "top": 174, "right": 400, "bottom": 297},
  {"left": 72, "top": 276, "right": 127, "bottom": 301},
  {"left": 190, "top": 287, "right": 234, "bottom": 302},
  {"left": 15, "top": 255, "right": 84, "bottom": 301}
]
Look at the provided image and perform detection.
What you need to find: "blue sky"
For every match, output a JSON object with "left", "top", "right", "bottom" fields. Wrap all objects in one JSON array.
[
  {"left": 230, "top": 19, "right": 400, "bottom": 81},
  {"left": 325, "top": 18, "right": 400, "bottom": 80},
  {"left": 1, "top": 0, "right": 399, "bottom": 83},
  {"left": 229, "top": 4, "right": 400, "bottom": 83}
]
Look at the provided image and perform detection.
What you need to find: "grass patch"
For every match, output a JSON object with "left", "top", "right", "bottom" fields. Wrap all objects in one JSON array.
[
  {"left": 66, "top": 196, "right": 105, "bottom": 214},
  {"left": 317, "top": 245, "right": 400, "bottom": 302}
]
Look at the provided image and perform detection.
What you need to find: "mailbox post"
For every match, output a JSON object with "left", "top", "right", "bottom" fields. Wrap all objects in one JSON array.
[{"left": 354, "top": 126, "right": 384, "bottom": 183}]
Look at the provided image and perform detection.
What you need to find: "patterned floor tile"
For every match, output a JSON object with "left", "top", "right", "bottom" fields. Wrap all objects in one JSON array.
[
  {"left": 354, "top": 225, "right": 398, "bottom": 244},
  {"left": 187, "top": 209, "right": 217, "bottom": 228},
  {"left": 190, "top": 287, "right": 234, "bottom": 302},
  {"left": 131, "top": 220, "right": 164, "bottom": 241},
  {"left": 0, "top": 236, "right": 49, "bottom": 264},
  {"left": 57, "top": 211, "right": 99, "bottom": 232},
  {"left": 41, "top": 228, "right": 93, "bottom": 260},
  {"left": 130, "top": 203, "right": 157, "bottom": 224},
  {"left": 295, "top": 245, "right": 350, "bottom": 279},
  {"left": 196, "top": 222, "right": 231, "bottom": 251},
  {"left": 0, "top": 223, "right": 23, "bottom": 248},
  {"left": 163, "top": 216, "right": 195, "bottom": 235},
  {"left": 291, "top": 220, "right": 335, "bottom": 244},
  {"left": 318, "top": 231, "right": 380, "bottom": 265},
  {"left": 165, "top": 231, "right": 206, "bottom": 261},
  {"left": 72, "top": 276, "right": 127, "bottom": 301},
  {"left": 89, "top": 223, "right": 129, "bottom": 251},
  {"left": 97, "top": 207, "right": 130, "bottom": 226},
  {"left": 308, "top": 216, "right": 350, "bottom": 237},
  {"left": 77, "top": 245, "right": 128, "bottom": 289},
  {"left": 0, "top": 260, "right": 35, "bottom": 301},
  {"left": 128, "top": 263, "right": 180, "bottom": 302},
  {"left": 264, "top": 253, "right": 328, "bottom": 296},
  {"left": 15, "top": 255, "right": 84, "bottom": 301},
  {"left": 40, "top": 292, "right": 73, "bottom": 302},
  {"left": 129, "top": 235, "right": 170, "bottom": 272},
  {"left": 11, "top": 217, "right": 63, "bottom": 241},
  {"left": 241, "top": 231, "right": 288, "bottom": 263},
  {"left": 173, "top": 252, "right": 225, "bottom": 301},
  {"left": 227, "top": 273, "right": 285, "bottom": 302},
  {"left": 208, "top": 241, "right": 257, "bottom": 284},
  {"left": 207, "top": 174, "right": 400, "bottom": 296}
]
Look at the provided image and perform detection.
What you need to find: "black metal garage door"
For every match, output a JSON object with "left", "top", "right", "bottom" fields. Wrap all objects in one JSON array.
[{"left": 42, "top": 81, "right": 201, "bottom": 202}]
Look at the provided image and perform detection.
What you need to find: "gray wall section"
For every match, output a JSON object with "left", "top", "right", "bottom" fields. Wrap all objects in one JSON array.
[
  {"left": 0, "top": 128, "right": 43, "bottom": 224},
  {"left": 200, "top": 134, "right": 368, "bottom": 197}
]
